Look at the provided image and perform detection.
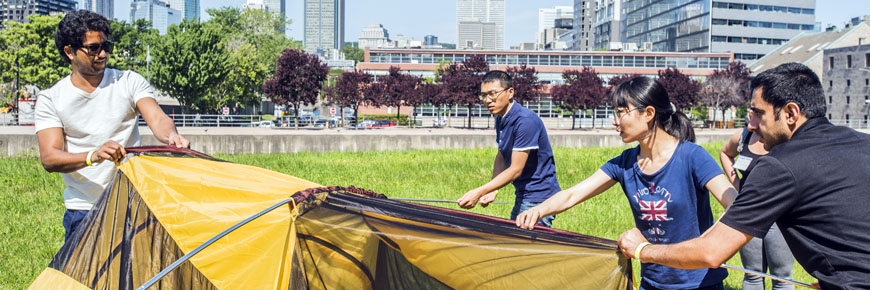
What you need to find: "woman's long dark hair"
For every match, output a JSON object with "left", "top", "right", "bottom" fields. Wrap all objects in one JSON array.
[{"left": 612, "top": 76, "right": 695, "bottom": 142}]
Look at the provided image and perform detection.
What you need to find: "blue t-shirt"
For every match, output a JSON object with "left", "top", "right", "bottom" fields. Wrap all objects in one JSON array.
[
  {"left": 600, "top": 141, "right": 728, "bottom": 289},
  {"left": 495, "top": 102, "right": 560, "bottom": 202}
]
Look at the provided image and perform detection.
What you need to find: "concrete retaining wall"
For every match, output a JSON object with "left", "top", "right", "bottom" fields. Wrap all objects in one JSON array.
[{"left": 1, "top": 127, "right": 737, "bottom": 156}]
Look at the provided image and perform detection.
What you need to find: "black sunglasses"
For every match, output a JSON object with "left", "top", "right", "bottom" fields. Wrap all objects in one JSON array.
[{"left": 71, "top": 41, "right": 114, "bottom": 56}]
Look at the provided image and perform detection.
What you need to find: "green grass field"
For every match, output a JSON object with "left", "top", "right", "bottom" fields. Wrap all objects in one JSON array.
[{"left": 0, "top": 144, "right": 813, "bottom": 289}]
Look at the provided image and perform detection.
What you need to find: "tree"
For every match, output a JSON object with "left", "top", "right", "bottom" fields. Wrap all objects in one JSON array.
[
  {"left": 550, "top": 67, "right": 608, "bottom": 129},
  {"left": 438, "top": 55, "right": 488, "bottom": 128},
  {"left": 329, "top": 70, "right": 373, "bottom": 127},
  {"left": 702, "top": 74, "right": 744, "bottom": 128},
  {"left": 377, "top": 66, "right": 421, "bottom": 123},
  {"left": 263, "top": 48, "right": 328, "bottom": 127},
  {"left": 108, "top": 19, "right": 158, "bottom": 76},
  {"left": 507, "top": 63, "right": 543, "bottom": 104},
  {"left": 657, "top": 67, "right": 702, "bottom": 111},
  {"left": 702, "top": 62, "right": 752, "bottom": 128},
  {"left": 407, "top": 81, "right": 435, "bottom": 127},
  {"left": 206, "top": 7, "right": 301, "bottom": 112},
  {"left": 341, "top": 45, "right": 364, "bottom": 63},
  {"left": 150, "top": 19, "right": 230, "bottom": 113},
  {"left": 0, "top": 15, "right": 69, "bottom": 91}
]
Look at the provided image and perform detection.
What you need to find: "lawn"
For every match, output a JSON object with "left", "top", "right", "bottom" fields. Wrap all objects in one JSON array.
[{"left": 0, "top": 144, "right": 813, "bottom": 289}]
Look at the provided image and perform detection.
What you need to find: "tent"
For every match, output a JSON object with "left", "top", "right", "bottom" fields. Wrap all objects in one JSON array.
[{"left": 28, "top": 146, "right": 632, "bottom": 289}]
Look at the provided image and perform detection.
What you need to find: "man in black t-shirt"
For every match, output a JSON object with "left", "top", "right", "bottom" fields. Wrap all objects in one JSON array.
[{"left": 616, "top": 63, "right": 870, "bottom": 290}]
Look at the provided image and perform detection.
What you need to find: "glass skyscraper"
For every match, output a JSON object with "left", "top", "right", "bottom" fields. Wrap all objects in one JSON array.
[
  {"left": 304, "top": 0, "right": 345, "bottom": 50},
  {"left": 623, "top": 0, "right": 711, "bottom": 52}
]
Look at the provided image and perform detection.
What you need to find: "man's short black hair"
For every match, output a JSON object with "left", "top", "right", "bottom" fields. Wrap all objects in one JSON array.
[
  {"left": 750, "top": 62, "right": 826, "bottom": 119},
  {"left": 482, "top": 70, "right": 512, "bottom": 89},
  {"left": 55, "top": 10, "right": 111, "bottom": 64}
]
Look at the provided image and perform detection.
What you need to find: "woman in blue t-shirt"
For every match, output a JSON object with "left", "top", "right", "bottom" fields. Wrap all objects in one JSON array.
[{"left": 516, "top": 76, "right": 738, "bottom": 290}]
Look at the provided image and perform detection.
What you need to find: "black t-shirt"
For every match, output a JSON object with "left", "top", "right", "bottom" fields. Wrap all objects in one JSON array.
[{"left": 720, "top": 118, "right": 870, "bottom": 290}]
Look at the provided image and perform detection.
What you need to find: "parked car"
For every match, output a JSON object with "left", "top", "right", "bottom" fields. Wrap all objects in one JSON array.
[
  {"left": 355, "top": 120, "right": 376, "bottom": 128},
  {"left": 371, "top": 120, "right": 395, "bottom": 128},
  {"left": 313, "top": 118, "right": 338, "bottom": 128},
  {"left": 257, "top": 120, "right": 275, "bottom": 128}
]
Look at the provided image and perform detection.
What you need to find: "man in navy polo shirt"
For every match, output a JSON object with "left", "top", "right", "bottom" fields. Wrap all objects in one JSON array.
[{"left": 457, "top": 70, "right": 561, "bottom": 227}]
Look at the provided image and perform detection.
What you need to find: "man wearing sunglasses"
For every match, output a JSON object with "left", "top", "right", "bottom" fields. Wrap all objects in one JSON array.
[
  {"left": 34, "top": 10, "right": 188, "bottom": 241},
  {"left": 457, "top": 70, "right": 561, "bottom": 227}
]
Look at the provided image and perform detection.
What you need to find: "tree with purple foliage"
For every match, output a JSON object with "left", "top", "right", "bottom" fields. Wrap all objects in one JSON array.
[
  {"left": 263, "top": 49, "right": 328, "bottom": 128},
  {"left": 507, "top": 64, "right": 543, "bottom": 104},
  {"left": 702, "top": 62, "right": 752, "bottom": 128},
  {"left": 437, "top": 55, "right": 489, "bottom": 128},
  {"left": 378, "top": 66, "right": 422, "bottom": 124},
  {"left": 656, "top": 68, "right": 702, "bottom": 111},
  {"left": 328, "top": 70, "right": 373, "bottom": 127},
  {"left": 550, "top": 67, "right": 608, "bottom": 129}
]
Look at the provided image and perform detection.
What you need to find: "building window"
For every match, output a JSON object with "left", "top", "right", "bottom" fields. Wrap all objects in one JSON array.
[
  {"left": 866, "top": 53, "right": 870, "bottom": 67},
  {"left": 829, "top": 96, "right": 833, "bottom": 103},
  {"left": 847, "top": 96, "right": 851, "bottom": 104},
  {"left": 848, "top": 55, "right": 852, "bottom": 68},
  {"left": 865, "top": 96, "right": 869, "bottom": 103},
  {"left": 848, "top": 80, "right": 851, "bottom": 86},
  {"left": 830, "top": 80, "right": 833, "bottom": 87},
  {"left": 866, "top": 79, "right": 869, "bottom": 86},
  {"left": 830, "top": 57, "right": 834, "bottom": 69},
  {"left": 828, "top": 114, "right": 832, "bottom": 119}
]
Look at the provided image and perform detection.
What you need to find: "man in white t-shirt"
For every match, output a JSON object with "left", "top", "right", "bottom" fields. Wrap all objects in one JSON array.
[{"left": 35, "top": 10, "right": 189, "bottom": 241}]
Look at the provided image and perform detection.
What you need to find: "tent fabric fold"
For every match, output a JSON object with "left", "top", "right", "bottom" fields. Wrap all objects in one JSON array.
[{"left": 30, "top": 146, "right": 632, "bottom": 289}]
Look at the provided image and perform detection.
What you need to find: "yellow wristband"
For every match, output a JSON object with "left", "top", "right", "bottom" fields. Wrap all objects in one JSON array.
[
  {"left": 634, "top": 242, "right": 651, "bottom": 262},
  {"left": 86, "top": 150, "right": 95, "bottom": 167}
]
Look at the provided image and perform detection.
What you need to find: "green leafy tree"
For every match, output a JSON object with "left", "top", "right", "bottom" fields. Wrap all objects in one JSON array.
[
  {"left": 0, "top": 15, "right": 69, "bottom": 90},
  {"left": 150, "top": 19, "right": 230, "bottom": 113},
  {"left": 204, "top": 7, "right": 300, "bottom": 111},
  {"left": 340, "top": 45, "right": 364, "bottom": 63},
  {"left": 107, "top": 19, "right": 158, "bottom": 75}
]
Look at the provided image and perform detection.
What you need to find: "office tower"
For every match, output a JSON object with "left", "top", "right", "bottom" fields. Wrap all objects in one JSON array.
[
  {"left": 165, "top": 0, "right": 198, "bottom": 21},
  {"left": 0, "top": 0, "right": 76, "bottom": 24},
  {"left": 243, "top": 0, "right": 264, "bottom": 10},
  {"left": 359, "top": 24, "right": 390, "bottom": 49},
  {"left": 424, "top": 35, "right": 438, "bottom": 46},
  {"left": 262, "top": 0, "right": 285, "bottom": 17},
  {"left": 592, "top": 0, "right": 621, "bottom": 50},
  {"left": 456, "top": 0, "right": 504, "bottom": 50},
  {"left": 571, "top": 0, "right": 593, "bottom": 50},
  {"left": 538, "top": 6, "right": 573, "bottom": 48},
  {"left": 621, "top": 0, "right": 815, "bottom": 64},
  {"left": 79, "top": 0, "right": 113, "bottom": 19},
  {"left": 131, "top": 0, "right": 182, "bottom": 35},
  {"left": 304, "top": 0, "right": 345, "bottom": 50}
]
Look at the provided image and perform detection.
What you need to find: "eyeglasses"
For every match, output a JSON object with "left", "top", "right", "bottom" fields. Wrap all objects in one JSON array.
[
  {"left": 70, "top": 41, "right": 114, "bottom": 56},
  {"left": 613, "top": 107, "right": 641, "bottom": 120},
  {"left": 479, "top": 88, "right": 509, "bottom": 101}
]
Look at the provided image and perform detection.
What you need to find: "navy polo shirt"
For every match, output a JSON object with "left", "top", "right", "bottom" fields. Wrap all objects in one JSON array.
[{"left": 495, "top": 102, "right": 560, "bottom": 202}]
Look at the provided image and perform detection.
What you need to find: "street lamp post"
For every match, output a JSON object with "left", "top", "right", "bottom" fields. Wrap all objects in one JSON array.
[{"left": 13, "top": 53, "right": 19, "bottom": 112}]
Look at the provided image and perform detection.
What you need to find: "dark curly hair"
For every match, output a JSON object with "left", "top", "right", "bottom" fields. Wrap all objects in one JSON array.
[{"left": 54, "top": 10, "right": 111, "bottom": 64}]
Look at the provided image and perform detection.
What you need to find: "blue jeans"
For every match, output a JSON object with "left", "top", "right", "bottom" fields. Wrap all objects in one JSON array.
[
  {"left": 62, "top": 209, "right": 89, "bottom": 241},
  {"left": 740, "top": 223, "right": 795, "bottom": 290},
  {"left": 510, "top": 200, "right": 555, "bottom": 227},
  {"left": 639, "top": 280, "right": 724, "bottom": 290}
]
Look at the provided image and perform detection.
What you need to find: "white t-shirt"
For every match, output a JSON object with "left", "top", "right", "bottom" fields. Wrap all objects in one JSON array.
[{"left": 35, "top": 69, "right": 154, "bottom": 210}]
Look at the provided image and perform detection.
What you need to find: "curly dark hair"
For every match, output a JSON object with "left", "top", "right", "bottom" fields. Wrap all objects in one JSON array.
[{"left": 54, "top": 10, "right": 111, "bottom": 64}]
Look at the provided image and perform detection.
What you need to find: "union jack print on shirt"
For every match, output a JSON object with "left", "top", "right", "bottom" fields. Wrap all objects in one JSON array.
[{"left": 639, "top": 200, "right": 670, "bottom": 221}]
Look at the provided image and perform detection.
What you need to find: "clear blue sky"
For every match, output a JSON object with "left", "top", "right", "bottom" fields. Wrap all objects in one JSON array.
[{"left": 112, "top": 0, "right": 869, "bottom": 47}]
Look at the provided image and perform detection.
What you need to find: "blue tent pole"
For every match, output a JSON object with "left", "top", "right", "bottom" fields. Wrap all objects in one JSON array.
[
  {"left": 137, "top": 198, "right": 293, "bottom": 290},
  {"left": 720, "top": 264, "right": 813, "bottom": 288}
]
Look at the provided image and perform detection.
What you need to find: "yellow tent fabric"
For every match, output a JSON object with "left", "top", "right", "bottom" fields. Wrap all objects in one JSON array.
[
  {"left": 119, "top": 156, "right": 320, "bottom": 290},
  {"left": 28, "top": 268, "right": 90, "bottom": 290}
]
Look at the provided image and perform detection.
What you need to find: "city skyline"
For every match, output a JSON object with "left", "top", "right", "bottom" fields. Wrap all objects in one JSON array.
[{"left": 106, "top": 0, "right": 870, "bottom": 47}]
